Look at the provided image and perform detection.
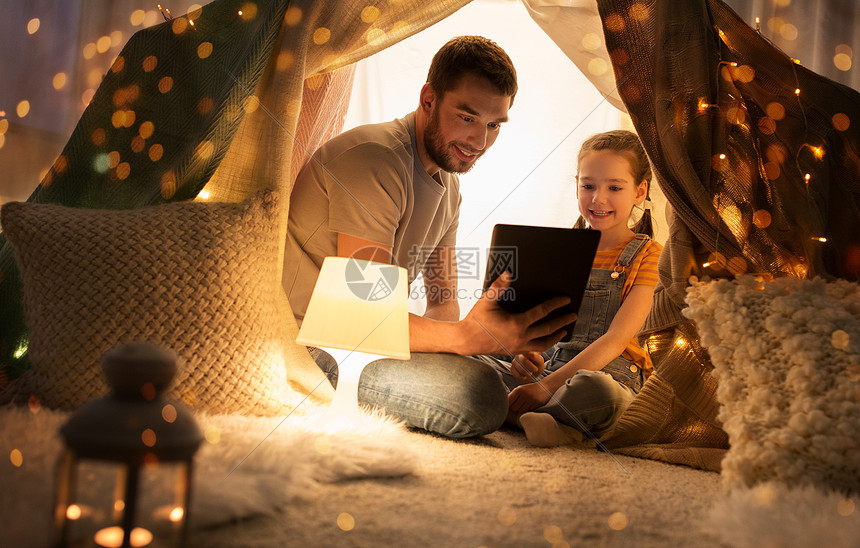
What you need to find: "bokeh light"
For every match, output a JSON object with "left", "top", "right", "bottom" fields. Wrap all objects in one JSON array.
[
  {"left": 93, "top": 153, "right": 110, "bottom": 173},
  {"left": 780, "top": 23, "right": 798, "bottom": 41},
  {"left": 834, "top": 53, "right": 852, "bottom": 71},
  {"left": 276, "top": 50, "right": 294, "bottom": 71},
  {"left": 313, "top": 27, "right": 331, "bottom": 45},
  {"left": 366, "top": 28, "right": 386, "bottom": 46},
  {"left": 198, "top": 97, "right": 214, "bottom": 114},
  {"left": 837, "top": 498, "right": 855, "bottom": 516},
  {"left": 766, "top": 143, "right": 789, "bottom": 164},
  {"left": 543, "top": 525, "right": 563, "bottom": 543},
  {"left": 158, "top": 76, "right": 174, "bottom": 94},
  {"left": 753, "top": 210, "right": 772, "bottom": 229},
  {"left": 10, "top": 449, "right": 23, "bottom": 467},
  {"left": 602, "top": 13, "right": 623, "bottom": 33},
  {"left": 27, "top": 18, "right": 40, "bottom": 34},
  {"left": 108, "top": 150, "right": 120, "bottom": 169},
  {"left": 87, "top": 68, "right": 104, "bottom": 88},
  {"left": 763, "top": 161, "right": 781, "bottom": 180},
  {"left": 149, "top": 144, "right": 164, "bottom": 162},
  {"left": 832, "top": 113, "right": 851, "bottom": 131},
  {"left": 82, "top": 88, "right": 96, "bottom": 107},
  {"left": 91, "top": 128, "right": 106, "bottom": 145},
  {"left": 497, "top": 507, "right": 516, "bottom": 525},
  {"left": 285, "top": 6, "right": 302, "bottom": 26},
  {"left": 111, "top": 55, "right": 125, "bottom": 73},
  {"left": 195, "top": 140, "right": 214, "bottom": 161},
  {"left": 53, "top": 72, "right": 67, "bottom": 90},
  {"left": 608, "top": 511, "right": 628, "bottom": 530},
  {"left": 83, "top": 42, "right": 97, "bottom": 59},
  {"left": 758, "top": 116, "right": 776, "bottom": 135},
  {"left": 831, "top": 330, "right": 850, "bottom": 350},
  {"left": 239, "top": 2, "right": 259, "bottom": 21},
  {"left": 66, "top": 504, "right": 82, "bottom": 520},
  {"left": 130, "top": 9, "right": 146, "bottom": 26},
  {"left": 588, "top": 58, "right": 608, "bottom": 76},
  {"left": 337, "top": 512, "right": 355, "bottom": 531},
  {"left": 161, "top": 404, "right": 177, "bottom": 423},
  {"left": 172, "top": 17, "right": 188, "bottom": 34},
  {"left": 197, "top": 42, "right": 213, "bottom": 59},
  {"left": 96, "top": 35, "right": 112, "bottom": 53},
  {"left": 141, "top": 428, "right": 156, "bottom": 447},
  {"left": 139, "top": 121, "right": 154, "bottom": 139},
  {"left": 143, "top": 55, "right": 158, "bottom": 72},
  {"left": 160, "top": 172, "right": 176, "bottom": 199},
  {"left": 16, "top": 100, "right": 30, "bottom": 118},
  {"left": 581, "top": 33, "right": 602, "bottom": 51},
  {"left": 629, "top": 3, "right": 649, "bottom": 21},
  {"left": 361, "top": 6, "right": 380, "bottom": 24}
]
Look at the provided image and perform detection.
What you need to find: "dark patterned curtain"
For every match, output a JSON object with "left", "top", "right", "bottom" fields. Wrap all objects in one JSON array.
[{"left": 598, "top": 0, "right": 860, "bottom": 468}]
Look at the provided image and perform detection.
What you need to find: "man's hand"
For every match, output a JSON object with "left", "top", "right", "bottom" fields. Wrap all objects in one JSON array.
[
  {"left": 507, "top": 381, "right": 554, "bottom": 414},
  {"left": 510, "top": 352, "right": 545, "bottom": 383},
  {"left": 458, "top": 271, "right": 576, "bottom": 355}
]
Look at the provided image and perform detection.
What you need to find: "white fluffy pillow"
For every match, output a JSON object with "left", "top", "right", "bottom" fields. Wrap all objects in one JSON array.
[{"left": 684, "top": 275, "right": 860, "bottom": 494}]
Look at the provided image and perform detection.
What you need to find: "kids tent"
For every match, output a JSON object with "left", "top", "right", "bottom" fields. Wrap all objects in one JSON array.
[{"left": 1, "top": 0, "right": 859, "bottom": 470}]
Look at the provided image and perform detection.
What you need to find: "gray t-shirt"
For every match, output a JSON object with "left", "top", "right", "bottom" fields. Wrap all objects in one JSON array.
[{"left": 284, "top": 112, "right": 461, "bottom": 322}]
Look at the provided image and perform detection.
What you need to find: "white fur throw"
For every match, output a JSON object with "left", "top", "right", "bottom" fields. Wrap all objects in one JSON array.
[
  {"left": 0, "top": 404, "right": 417, "bottom": 547},
  {"left": 683, "top": 275, "right": 860, "bottom": 494}
]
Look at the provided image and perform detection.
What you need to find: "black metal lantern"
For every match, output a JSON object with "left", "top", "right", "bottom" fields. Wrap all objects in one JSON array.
[{"left": 52, "top": 342, "right": 204, "bottom": 548}]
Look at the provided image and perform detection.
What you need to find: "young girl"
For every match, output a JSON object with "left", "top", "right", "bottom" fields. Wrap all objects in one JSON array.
[{"left": 483, "top": 129, "right": 662, "bottom": 446}]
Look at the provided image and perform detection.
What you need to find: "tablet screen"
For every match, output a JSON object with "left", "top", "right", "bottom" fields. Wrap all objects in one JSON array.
[{"left": 482, "top": 224, "right": 600, "bottom": 343}]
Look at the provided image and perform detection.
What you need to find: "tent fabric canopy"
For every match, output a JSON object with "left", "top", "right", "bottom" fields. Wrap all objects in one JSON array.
[{"left": 2, "top": 0, "right": 859, "bottom": 467}]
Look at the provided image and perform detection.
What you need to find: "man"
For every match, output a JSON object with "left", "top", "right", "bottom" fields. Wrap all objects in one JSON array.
[{"left": 285, "top": 36, "right": 573, "bottom": 437}]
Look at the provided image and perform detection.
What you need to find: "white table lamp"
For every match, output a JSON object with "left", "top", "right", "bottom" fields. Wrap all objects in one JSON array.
[{"left": 296, "top": 257, "right": 410, "bottom": 424}]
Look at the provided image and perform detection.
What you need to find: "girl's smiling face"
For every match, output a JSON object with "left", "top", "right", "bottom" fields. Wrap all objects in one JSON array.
[{"left": 576, "top": 149, "right": 647, "bottom": 236}]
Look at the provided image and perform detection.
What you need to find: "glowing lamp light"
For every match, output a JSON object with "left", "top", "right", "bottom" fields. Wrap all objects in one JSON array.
[
  {"left": 297, "top": 257, "right": 410, "bottom": 426},
  {"left": 52, "top": 343, "right": 203, "bottom": 548}
]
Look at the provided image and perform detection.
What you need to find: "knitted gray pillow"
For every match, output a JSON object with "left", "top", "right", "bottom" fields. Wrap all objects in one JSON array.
[{"left": 1, "top": 190, "right": 300, "bottom": 416}]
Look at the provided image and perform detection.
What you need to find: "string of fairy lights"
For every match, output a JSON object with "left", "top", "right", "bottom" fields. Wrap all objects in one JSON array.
[{"left": 695, "top": 10, "right": 854, "bottom": 278}]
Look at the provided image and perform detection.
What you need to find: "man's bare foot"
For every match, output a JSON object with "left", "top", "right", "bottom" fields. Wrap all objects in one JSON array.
[{"left": 519, "top": 412, "right": 584, "bottom": 447}]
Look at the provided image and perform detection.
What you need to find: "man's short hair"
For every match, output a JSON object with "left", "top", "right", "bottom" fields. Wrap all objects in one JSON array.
[{"left": 426, "top": 36, "right": 518, "bottom": 105}]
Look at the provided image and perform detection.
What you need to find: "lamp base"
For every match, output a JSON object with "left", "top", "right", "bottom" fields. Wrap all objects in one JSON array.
[{"left": 319, "top": 348, "right": 384, "bottom": 430}]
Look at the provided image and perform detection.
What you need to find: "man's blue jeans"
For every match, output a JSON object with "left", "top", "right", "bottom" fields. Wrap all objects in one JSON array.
[{"left": 310, "top": 348, "right": 508, "bottom": 438}]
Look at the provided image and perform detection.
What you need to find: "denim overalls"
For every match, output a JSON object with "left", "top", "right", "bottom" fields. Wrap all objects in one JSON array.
[
  {"left": 542, "top": 233, "right": 649, "bottom": 391},
  {"left": 484, "top": 234, "right": 650, "bottom": 435}
]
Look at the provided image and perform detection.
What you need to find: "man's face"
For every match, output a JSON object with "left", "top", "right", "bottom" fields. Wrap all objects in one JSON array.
[{"left": 423, "top": 73, "right": 511, "bottom": 174}]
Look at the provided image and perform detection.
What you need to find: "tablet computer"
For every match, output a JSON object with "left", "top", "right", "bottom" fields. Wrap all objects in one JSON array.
[{"left": 482, "top": 224, "right": 600, "bottom": 343}]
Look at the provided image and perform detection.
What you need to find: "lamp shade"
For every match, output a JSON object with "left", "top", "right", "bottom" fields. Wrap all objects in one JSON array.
[{"left": 296, "top": 257, "right": 410, "bottom": 360}]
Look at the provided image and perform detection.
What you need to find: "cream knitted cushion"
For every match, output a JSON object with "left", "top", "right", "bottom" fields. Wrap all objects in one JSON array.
[
  {"left": 1, "top": 190, "right": 300, "bottom": 416},
  {"left": 683, "top": 275, "right": 860, "bottom": 494}
]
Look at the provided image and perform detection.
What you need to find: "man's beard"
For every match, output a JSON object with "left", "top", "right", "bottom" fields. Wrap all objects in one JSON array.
[{"left": 423, "top": 108, "right": 483, "bottom": 174}]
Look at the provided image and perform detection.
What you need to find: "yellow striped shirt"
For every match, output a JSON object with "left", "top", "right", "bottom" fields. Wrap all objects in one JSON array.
[{"left": 591, "top": 237, "right": 663, "bottom": 373}]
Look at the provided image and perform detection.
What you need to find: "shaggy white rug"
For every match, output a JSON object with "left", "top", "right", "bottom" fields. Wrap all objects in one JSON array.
[
  {"left": 3, "top": 401, "right": 859, "bottom": 547},
  {"left": 0, "top": 404, "right": 417, "bottom": 547}
]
